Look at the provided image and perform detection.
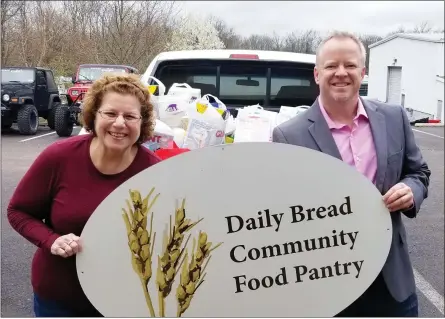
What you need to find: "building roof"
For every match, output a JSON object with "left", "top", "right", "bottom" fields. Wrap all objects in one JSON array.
[{"left": 369, "top": 33, "right": 444, "bottom": 49}]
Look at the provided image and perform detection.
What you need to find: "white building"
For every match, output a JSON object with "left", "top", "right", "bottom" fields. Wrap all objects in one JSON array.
[{"left": 367, "top": 33, "right": 444, "bottom": 122}]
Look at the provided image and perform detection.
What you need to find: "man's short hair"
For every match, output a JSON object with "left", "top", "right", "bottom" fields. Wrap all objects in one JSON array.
[{"left": 316, "top": 31, "right": 367, "bottom": 66}]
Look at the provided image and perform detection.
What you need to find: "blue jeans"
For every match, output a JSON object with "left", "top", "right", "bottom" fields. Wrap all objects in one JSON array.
[
  {"left": 33, "top": 294, "right": 102, "bottom": 317},
  {"left": 335, "top": 274, "right": 419, "bottom": 317}
]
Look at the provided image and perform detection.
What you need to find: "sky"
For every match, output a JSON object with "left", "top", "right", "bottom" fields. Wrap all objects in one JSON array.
[{"left": 177, "top": 1, "right": 444, "bottom": 37}]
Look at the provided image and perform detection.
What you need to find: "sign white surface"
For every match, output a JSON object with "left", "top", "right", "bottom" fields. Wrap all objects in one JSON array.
[{"left": 76, "top": 142, "right": 392, "bottom": 317}]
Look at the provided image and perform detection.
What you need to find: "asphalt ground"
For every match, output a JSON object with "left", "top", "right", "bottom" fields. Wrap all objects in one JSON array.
[{"left": 1, "top": 124, "right": 443, "bottom": 317}]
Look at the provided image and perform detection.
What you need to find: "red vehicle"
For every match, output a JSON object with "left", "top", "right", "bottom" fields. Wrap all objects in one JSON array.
[
  {"left": 55, "top": 64, "right": 138, "bottom": 137},
  {"left": 67, "top": 64, "right": 139, "bottom": 103}
]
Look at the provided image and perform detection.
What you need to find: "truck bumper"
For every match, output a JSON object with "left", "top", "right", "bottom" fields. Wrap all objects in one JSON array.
[{"left": 1, "top": 103, "right": 19, "bottom": 120}]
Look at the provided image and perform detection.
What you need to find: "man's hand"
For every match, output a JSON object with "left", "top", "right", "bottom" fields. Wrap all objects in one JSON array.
[
  {"left": 50, "top": 233, "right": 82, "bottom": 258},
  {"left": 383, "top": 182, "right": 414, "bottom": 212}
]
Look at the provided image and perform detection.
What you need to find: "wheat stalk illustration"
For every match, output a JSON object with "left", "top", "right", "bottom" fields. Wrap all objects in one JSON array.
[
  {"left": 176, "top": 231, "right": 223, "bottom": 317},
  {"left": 156, "top": 199, "right": 203, "bottom": 317},
  {"left": 122, "top": 188, "right": 159, "bottom": 317},
  {"left": 122, "top": 189, "right": 222, "bottom": 317}
]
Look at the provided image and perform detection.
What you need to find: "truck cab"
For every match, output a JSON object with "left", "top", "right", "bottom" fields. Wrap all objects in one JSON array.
[
  {"left": 140, "top": 49, "right": 319, "bottom": 116},
  {"left": 68, "top": 64, "right": 139, "bottom": 104}
]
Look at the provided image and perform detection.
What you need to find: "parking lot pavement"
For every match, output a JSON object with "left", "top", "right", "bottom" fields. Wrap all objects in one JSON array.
[
  {"left": 1, "top": 125, "right": 81, "bottom": 317},
  {"left": 403, "top": 126, "right": 444, "bottom": 317},
  {"left": 1, "top": 125, "right": 443, "bottom": 317},
  {"left": 412, "top": 126, "right": 444, "bottom": 138},
  {"left": 2, "top": 124, "right": 81, "bottom": 143}
]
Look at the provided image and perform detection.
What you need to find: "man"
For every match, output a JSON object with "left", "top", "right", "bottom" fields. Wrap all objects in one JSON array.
[{"left": 272, "top": 31, "right": 431, "bottom": 317}]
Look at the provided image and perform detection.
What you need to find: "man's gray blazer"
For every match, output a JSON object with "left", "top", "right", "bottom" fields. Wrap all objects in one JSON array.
[{"left": 272, "top": 97, "right": 431, "bottom": 303}]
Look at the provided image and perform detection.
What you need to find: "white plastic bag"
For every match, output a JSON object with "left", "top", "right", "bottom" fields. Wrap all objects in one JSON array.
[
  {"left": 172, "top": 127, "right": 186, "bottom": 147},
  {"left": 234, "top": 105, "right": 275, "bottom": 142},
  {"left": 146, "top": 76, "right": 166, "bottom": 120},
  {"left": 142, "top": 119, "right": 175, "bottom": 151},
  {"left": 275, "top": 105, "right": 309, "bottom": 126},
  {"left": 182, "top": 95, "right": 228, "bottom": 150},
  {"left": 145, "top": 77, "right": 190, "bottom": 128},
  {"left": 225, "top": 114, "right": 236, "bottom": 135},
  {"left": 156, "top": 96, "right": 189, "bottom": 129},
  {"left": 200, "top": 94, "right": 227, "bottom": 111},
  {"left": 167, "top": 83, "right": 201, "bottom": 104}
]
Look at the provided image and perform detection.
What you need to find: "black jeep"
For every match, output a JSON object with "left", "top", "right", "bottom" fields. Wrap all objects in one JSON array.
[{"left": 1, "top": 67, "right": 62, "bottom": 134}]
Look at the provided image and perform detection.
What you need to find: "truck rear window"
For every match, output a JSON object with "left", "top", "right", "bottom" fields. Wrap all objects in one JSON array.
[{"left": 152, "top": 59, "right": 319, "bottom": 111}]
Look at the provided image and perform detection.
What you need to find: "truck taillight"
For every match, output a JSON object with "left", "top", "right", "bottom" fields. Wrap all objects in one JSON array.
[{"left": 229, "top": 54, "right": 259, "bottom": 59}]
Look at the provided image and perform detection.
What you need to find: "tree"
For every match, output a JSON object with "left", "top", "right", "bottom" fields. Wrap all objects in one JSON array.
[
  {"left": 283, "top": 29, "right": 321, "bottom": 54},
  {"left": 357, "top": 34, "right": 383, "bottom": 72},
  {"left": 1, "top": 0, "right": 25, "bottom": 65},
  {"left": 166, "top": 13, "right": 225, "bottom": 51},
  {"left": 208, "top": 15, "right": 243, "bottom": 49},
  {"left": 0, "top": 0, "right": 179, "bottom": 75}
]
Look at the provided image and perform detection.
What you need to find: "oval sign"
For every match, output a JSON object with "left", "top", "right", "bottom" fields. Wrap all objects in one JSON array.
[{"left": 76, "top": 142, "right": 392, "bottom": 317}]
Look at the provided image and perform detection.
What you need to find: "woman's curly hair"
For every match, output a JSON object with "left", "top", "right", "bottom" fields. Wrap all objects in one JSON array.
[{"left": 81, "top": 73, "right": 156, "bottom": 144}]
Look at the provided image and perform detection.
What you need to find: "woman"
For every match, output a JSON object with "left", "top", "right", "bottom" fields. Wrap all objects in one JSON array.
[{"left": 7, "top": 73, "right": 161, "bottom": 317}]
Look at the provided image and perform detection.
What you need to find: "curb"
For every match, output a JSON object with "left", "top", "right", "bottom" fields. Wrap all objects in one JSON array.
[{"left": 414, "top": 123, "right": 444, "bottom": 127}]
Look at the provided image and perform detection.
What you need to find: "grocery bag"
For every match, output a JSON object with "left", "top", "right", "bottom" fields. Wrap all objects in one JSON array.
[
  {"left": 182, "top": 95, "right": 229, "bottom": 150},
  {"left": 172, "top": 127, "right": 187, "bottom": 147},
  {"left": 167, "top": 83, "right": 201, "bottom": 104},
  {"left": 234, "top": 105, "right": 275, "bottom": 142},
  {"left": 145, "top": 77, "right": 190, "bottom": 128},
  {"left": 155, "top": 143, "right": 190, "bottom": 160},
  {"left": 146, "top": 76, "right": 166, "bottom": 97},
  {"left": 275, "top": 105, "right": 309, "bottom": 126},
  {"left": 200, "top": 94, "right": 227, "bottom": 111},
  {"left": 146, "top": 76, "right": 166, "bottom": 119},
  {"left": 156, "top": 95, "right": 189, "bottom": 128},
  {"left": 142, "top": 119, "right": 175, "bottom": 151},
  {"left": 155, "top": 148, "right": 190, "bottom": 160},
  {"left": 225, "top": 114, "right": 236, "bottom": 135}
]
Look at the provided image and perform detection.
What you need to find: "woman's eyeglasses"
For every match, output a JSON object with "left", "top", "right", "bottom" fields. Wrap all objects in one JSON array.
[{"left": 98, "top": 110, "right": 142, "bottom": 123}]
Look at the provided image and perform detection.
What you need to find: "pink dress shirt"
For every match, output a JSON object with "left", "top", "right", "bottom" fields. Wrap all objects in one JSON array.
[{"left": 319, "top": 98, "right": 378, "bottom": 184}]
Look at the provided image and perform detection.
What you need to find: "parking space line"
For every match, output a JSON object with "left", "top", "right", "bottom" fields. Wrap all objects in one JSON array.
[
  {"left": 414, "top": 268, "right": 444, "bottom": 315},
  {"left": 19, "top": 132, "right": 56, "bottom": 142},
  {"left": 412, "top": 129, "right": 444, "bottom": 139}
]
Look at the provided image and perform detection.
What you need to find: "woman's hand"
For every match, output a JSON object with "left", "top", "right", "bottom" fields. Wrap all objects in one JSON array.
[{"left": 50, "top": 233, "right": 82, "bottom": 258}]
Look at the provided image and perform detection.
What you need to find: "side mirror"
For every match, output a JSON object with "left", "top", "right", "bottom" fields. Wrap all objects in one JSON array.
[{"left": 72, "top": 75, "right": 76, "bottom": 84}]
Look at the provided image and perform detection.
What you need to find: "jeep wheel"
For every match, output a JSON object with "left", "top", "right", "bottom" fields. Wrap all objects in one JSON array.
[
  {"left": 55, "top": 106, "right": 73, "bottom": 137},
  {"left": 17, "top": 104, "right": 39, "bottom": 135},
  {"left": 47, "top": 102, "right": 60, "bottom": 130}
]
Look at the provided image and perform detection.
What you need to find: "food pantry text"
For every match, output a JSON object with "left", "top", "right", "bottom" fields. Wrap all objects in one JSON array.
[{"left": 224, "top": 196, "right": 365, "bottom": 293}]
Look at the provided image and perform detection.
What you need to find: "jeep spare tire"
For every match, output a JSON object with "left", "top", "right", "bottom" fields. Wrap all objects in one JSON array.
[
  {"left": 17, "top": 104, "right": 39, "bottom": 135},
  {"left": 55, "top": 106, "right": 73, "bottom": 137}
]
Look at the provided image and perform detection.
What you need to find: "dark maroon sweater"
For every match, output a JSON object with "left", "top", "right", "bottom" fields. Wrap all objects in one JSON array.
[{"left": 7, "top": 134, "right": 161, "bottom": 316}]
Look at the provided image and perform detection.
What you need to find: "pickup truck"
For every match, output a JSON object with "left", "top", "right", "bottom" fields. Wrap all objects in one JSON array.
[{"left": 140, "top": 49, "right": 320, "bottom": 117}]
